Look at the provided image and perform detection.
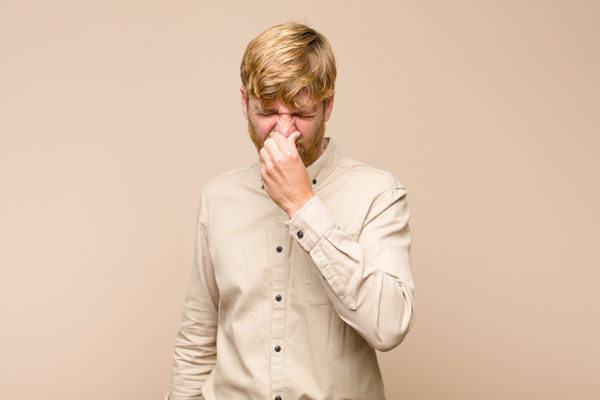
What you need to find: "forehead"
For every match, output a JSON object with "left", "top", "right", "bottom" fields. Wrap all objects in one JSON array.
[{"left": 249, "top": 95, "right": 323, "bottom": 113}]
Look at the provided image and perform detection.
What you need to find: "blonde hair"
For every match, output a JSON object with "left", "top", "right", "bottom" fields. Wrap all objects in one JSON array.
[{"left": 241, "top": 22, "right": 336, "bottom": 110}]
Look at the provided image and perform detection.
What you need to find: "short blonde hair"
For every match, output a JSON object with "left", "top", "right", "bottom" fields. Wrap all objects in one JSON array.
[{"left": 241, "top": 22, "right": 336, "bottom": 110}]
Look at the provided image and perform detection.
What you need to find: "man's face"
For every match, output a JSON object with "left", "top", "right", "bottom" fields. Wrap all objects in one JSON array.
[{"left": 241, "top": 88, "right": 334, "bottom": 166}]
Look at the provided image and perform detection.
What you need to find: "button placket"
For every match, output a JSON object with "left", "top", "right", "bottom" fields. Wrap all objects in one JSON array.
[{"left": 271, "top": 208, "right": 287, "bottom": 399}]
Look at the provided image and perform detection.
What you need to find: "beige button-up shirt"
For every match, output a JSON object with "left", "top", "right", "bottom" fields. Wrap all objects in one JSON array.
[{"left": 167, "top": 138, "right": 415, "bottom": 400}]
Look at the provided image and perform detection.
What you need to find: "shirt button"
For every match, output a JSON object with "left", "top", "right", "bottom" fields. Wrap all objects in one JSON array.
[
  {"left": 297, "top": 231, "right": 304, "bottom": 239},
  {"left": 274, "top": 345, "right": 281, "bottom": 352},
  {"left": 312, "top": 179, "right": 317, "bottom": 184},
  {"left": 275, "top": 295, "right": 282, "bottom": 302},
  {"left": 275, "top": 397, "right": 282, "bottom": 400},
  {"left": 276, "top": 246, "right": 283, "bottom": 253}
]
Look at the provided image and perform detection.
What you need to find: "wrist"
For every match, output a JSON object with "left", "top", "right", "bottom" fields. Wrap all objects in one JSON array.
[{"left": 285, "top": 193, "right": 315, "bottom": 219}]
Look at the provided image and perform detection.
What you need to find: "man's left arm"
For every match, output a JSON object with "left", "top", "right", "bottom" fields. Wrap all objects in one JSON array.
[
  {"left": 286, "top": 185, "right": 414, "bottom": 351},
  {"left": 260, "top": 132, "right": 414, "bottom": 351}
]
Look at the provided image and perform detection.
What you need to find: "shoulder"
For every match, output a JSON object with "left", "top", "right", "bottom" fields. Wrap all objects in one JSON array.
[
  {"left": 334, "top": 156, "right": 406, "bottom": 193},
  {"left": 200, "top": 162, "right": 261, "bottom": 201},
  {"left": 203, "top": 162, "right": 259, "bottom": 189}
]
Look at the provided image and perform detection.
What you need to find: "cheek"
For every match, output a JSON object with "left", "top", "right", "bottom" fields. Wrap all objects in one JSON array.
[
  {"left": 296, "top": 119, "right": 321, "bottom": 136},
  {"left": 253, "top": 118, "right": 276, "bottom": 137}
]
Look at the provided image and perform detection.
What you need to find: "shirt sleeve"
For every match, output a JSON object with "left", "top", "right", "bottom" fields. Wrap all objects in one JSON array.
[
  {"left": 167, "top": 192, "right": 218, "bottom": 400},
  {"left": 285, "top": 186, "right": 414, "bottom": 352}
]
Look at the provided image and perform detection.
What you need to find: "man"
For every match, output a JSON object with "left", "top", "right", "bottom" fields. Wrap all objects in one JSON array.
[{"left": 167, "top": 22, "right": 415, "bottom": 400}]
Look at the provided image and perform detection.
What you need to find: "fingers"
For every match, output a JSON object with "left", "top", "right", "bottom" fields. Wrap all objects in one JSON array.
[
  {"left": 262, "top": 131, "right": 301, "bottom": 167},
  {"left": 270, "top": 131, "right": 300, "bottom": 150},
  {"left": 260, "top": 136, "right": 282, "bottom": 168},
  {"left": 262, "top": 136, "right": 280, "bottom": 159},
  {"left": 287, "top": 131, "right": 301, "bottom": 143}
]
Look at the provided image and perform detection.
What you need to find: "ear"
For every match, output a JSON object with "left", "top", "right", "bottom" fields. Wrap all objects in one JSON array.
[
  {"left": 323, "top": 93, "right": 335, "bottom": 122},
  {"left": 240, "top": 86, "right": 249, "bottom": 120}
]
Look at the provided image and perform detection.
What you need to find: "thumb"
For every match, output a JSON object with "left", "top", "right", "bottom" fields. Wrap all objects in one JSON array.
[{"left": 288, "top": 131, "right": 301, "bottom": 143}]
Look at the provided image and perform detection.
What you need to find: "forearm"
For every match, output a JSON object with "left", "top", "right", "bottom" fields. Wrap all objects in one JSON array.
[
  {"left": 169, "top": 313, "right": 217, "bottom": 397},
  {"left": 310, "top": 233, "right": 414, "bottom": 351},
  {"left": 286, "top": 192, "right": 415, "bottom": 351}
]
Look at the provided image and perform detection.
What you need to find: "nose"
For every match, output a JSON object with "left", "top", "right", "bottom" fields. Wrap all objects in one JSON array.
[{"left": 275, "top": 114, "right": 296, "bottom": 138}]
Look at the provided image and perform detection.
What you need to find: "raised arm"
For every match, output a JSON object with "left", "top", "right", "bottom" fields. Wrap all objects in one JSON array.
[{"left": 285, "top": 186, "right": 414, "bottom": 351}]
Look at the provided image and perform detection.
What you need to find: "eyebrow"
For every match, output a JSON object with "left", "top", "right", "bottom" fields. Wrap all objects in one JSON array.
[{"left": 254, "top": 104, "right": 321, "bottom": 115}]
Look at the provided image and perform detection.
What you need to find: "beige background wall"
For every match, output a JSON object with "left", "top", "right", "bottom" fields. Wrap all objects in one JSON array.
[{"left": 1, "top": 1, "right": 598, "bottom": 399}]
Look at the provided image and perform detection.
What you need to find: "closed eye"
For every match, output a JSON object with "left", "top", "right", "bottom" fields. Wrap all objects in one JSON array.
[{"left": 255, "top": 111, "right": 316, "bottom": 118}]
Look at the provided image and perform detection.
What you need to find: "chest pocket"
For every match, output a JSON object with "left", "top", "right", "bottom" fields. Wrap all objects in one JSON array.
[
  {"left": 302, "top": 230, "right": 361, "bottom": 306},
  {"left": 304, "top": 258, "right": 332, "bottom": 306},
  {"left": 292, "top": 241, "right": 331, "bottom": 306}
]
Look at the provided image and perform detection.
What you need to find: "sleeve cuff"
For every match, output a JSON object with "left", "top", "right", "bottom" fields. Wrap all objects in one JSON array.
[{"left": 285, "top": 196, "right": 335, "bottom": 251}]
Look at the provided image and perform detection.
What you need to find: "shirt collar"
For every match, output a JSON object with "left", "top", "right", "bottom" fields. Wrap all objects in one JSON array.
[{"left": 305, "top": 137, "right": 342, "bottom": 189}]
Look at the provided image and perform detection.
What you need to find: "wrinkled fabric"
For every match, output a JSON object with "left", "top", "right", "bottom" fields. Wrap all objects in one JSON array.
[{"left": 167, "top": 138, "right": 415, "bottom": 400}]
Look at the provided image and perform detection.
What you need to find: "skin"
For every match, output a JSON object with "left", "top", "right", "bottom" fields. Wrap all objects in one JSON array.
[{"left": 240, "top": 86, "right": 335, "bottom": 218}]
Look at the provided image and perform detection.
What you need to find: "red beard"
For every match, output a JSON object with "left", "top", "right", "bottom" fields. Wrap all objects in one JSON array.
[{"left": 248, "top": 119, "right": 326, "bottom": 167}]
